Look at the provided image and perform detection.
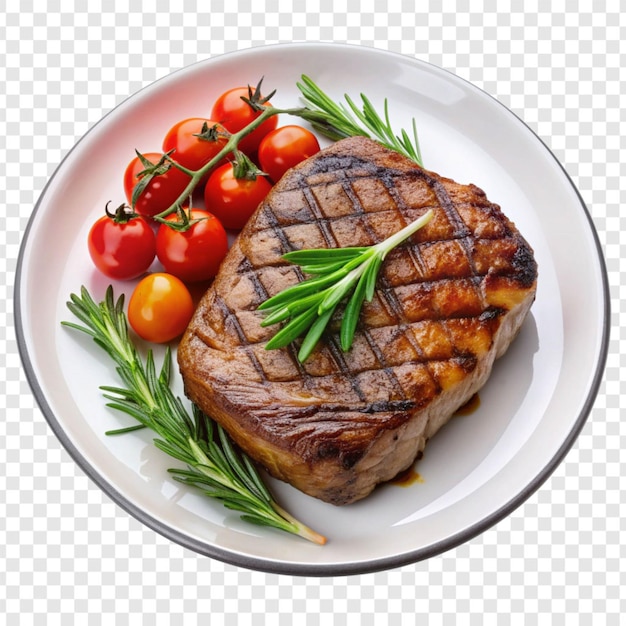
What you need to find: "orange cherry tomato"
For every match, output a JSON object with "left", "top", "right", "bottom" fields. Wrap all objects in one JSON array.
[{"left": 127, "top": 273, "right": 195, "bottom": 343}]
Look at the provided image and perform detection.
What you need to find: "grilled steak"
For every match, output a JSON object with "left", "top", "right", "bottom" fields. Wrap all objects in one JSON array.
[{"left": 178, "top": 136, "right": 538, "bottom": 505}]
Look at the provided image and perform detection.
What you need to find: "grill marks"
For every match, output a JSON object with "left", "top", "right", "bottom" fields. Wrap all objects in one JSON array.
[{"left": 209, "top": 148, "right": 524, "bottom": 408}]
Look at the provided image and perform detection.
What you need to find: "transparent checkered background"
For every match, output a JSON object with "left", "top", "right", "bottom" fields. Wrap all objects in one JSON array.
[{"left": 2, "top": 2, "right": 622, "bottom": 623}]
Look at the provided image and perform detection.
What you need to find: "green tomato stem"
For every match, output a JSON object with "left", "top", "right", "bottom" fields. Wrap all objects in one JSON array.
[{"left": 152, "top": 105, "right": 309, "bottom": 224}]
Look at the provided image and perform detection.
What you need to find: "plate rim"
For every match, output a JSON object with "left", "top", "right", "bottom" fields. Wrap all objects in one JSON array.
[{"left": 14, "top": 42, "right": 611, "bottom": 576}]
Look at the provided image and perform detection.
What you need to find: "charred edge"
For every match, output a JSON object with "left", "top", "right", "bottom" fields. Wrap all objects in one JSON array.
[
  {"left": 454, "top": 354, "right": 479, "bottom": 374},
  {"left": 511, "top": 238, "right": 539, "bottom": 288},
  {"left": 476, "top": 307, "right": 506, "bottom": 337},
  {"left": 277, "top": 398, "right": 416, "bottom": 419},
  {"left": 340, "top": 450, "right": 364, "bottom": 470},
  {"left": 301, "top": 153, "right": 382, "bottom": 178},
  {"left": 316, "top": 442, "right": 364, "bottom": 471},
  {"left": 479, "top": 306, "right": 507, "bottom": 322},
  {"left": 361, "top": 399, "right": 416, "bottom": 413}
]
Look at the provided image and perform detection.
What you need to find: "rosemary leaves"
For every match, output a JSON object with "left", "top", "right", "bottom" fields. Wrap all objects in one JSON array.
[
  {"left": 62, "top": 286, "right": 326, "bottom": 545},
  {"left": 259, "top": 210, "right": 434, "bottom": 362}
]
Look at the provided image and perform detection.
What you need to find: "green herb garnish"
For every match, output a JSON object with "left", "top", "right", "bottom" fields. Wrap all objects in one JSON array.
[
  {"left": 259, "top": 210, "right": 434, "bottom": 362},
  {"left": 62, "top": 286, "right": 326, "bottom": 545},
  {"left": 296, "top": 74, "right": 424, "bottom": 166},
  {"left": 255, "top": 75, "right": 429, "bottom": 361}
]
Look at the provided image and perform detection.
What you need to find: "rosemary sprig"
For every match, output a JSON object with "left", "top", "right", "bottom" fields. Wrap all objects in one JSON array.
[
  {"left": 296, "top": 74, "right": 424, "bottom": 166},
  {"left": 137, "top": 76, "right": 423, "bottom": 226},
  {"left": 257, "top": 76, "right": 429, "bottom": 361},
  {"left": 259, "top": 209, "right": 434, "bottom": 362},
  {"left": 62, "top": 286, "right": 326, "bottom": 545}
]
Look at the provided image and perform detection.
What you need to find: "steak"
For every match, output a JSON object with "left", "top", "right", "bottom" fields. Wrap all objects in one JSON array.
[{"left": 178, "top": 136, "right": 538, "bottom": 505}]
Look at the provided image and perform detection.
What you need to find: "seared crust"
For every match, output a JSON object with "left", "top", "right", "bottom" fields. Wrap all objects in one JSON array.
[{"left": 178, "top": 137, "right": 537, "bottom": 505}]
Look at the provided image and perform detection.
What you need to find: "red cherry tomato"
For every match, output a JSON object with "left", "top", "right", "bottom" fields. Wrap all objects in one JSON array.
[
  {"left": 128, "top": 273, "right": 195, "bottom": 343},
  {"left": 258, "top": 125, "right": 321, "bottom": 183},
  {"left": 210, "top": 85, "right": 278, "bottom": 156},
  {"left": 87, "top": 204, "right": 156, "bottom": 280},
  {"left": 162, "top": 118, "right": 228, "bottom": 176},
  {"left": 123, "top": 152, "right": 192, "bottom": 219},
  {"left": 155, "top": 209, "right": 228, "bottom": 283},
  {"left": 204, "top": 162, "right": 272, "bottom": 230}
]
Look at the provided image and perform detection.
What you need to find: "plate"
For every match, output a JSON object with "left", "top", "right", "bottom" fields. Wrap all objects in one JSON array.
[{"left": 15, "top": 43, "right": 609, "bottom": 575}]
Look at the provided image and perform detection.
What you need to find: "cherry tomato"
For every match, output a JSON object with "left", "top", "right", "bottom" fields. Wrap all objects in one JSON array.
[
  {"left": 156, "top": 209, "right": 229, "bottom": 283},
  {"left": 210, "top": 85, "right": 278, "bottom": 156},
  {"left": 87, "top": 204, "right": 156, "bottom": 280},
  {"left": 258, "top": 125, "right": 321, "bottom": 183},
  {"left": 204, "top": 162, "right": 272, "bottom": 230},
  {"left": 123, "top": 151, "right": 192, "bottom": 219},
  {"left": 128, "top": 273, "right": 195, "bottom": 343},
  {"left": 162, "top": 118, "right": 228, "bottom": 176}
]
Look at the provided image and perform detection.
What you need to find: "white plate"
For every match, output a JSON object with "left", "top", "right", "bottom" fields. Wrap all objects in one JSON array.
[{"left": 15, "top": 43, "right": 609, "bottom": 575}]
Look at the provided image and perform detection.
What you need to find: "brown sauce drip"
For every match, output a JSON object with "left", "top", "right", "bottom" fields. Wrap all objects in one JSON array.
[
  {"left": 390, "top": 465, "right": 424, "bottom": 487},
  {"left": 454, "top": 392, "right": 481, "bottom": 416},
  {"left": 390, "top": 393, "right": 481, "bottom": 489}
]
